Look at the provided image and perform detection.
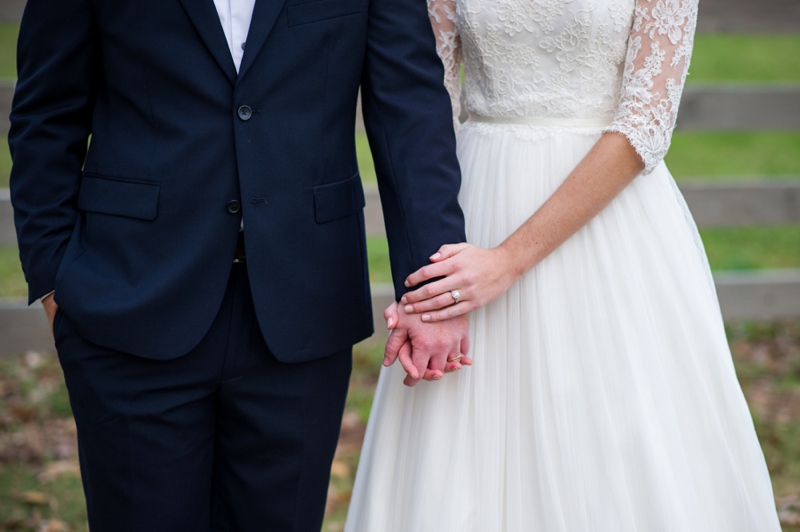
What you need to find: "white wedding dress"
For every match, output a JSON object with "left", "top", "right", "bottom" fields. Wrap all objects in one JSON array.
[{"left": 346, "top": 0, "right": 782, "bottom": 530}]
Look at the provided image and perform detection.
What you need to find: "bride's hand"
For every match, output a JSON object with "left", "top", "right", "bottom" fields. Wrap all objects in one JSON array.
[{"left": 400, "top": 243, "right": 520, "bottom": 322}]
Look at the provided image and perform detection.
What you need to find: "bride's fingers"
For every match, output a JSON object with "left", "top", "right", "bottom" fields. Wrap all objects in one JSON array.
[
  {"left": 403, "top": 290, "right": 465, "bottom": 314},
  {"left": 424, "top": 353, "right": 446, "bottom": 381},
  {"left": 421, "top": 301, "right": 473, "bottom": 323},
  {"left": 401, "top": 276, "right": 461, "bottom": 305},
  {"left": 383, "top": 325, "right": 407, "bottom": 367},
  {"left": 403, "top": 259, "right": 457, "bottom": 289},
  {"left": 397, "top": 340, "right": 418, "bottom": 380},
  {"left": 429, "top": 242, "right": 470, "bottom": 263},
  {"left": 423, "top": 368, "right": 444, "bottom": 381},
  {"left": 403, "top": 373, "right": 422, "bottom": 387},
  {"left": 403, "top": 340, "right": 423, "bottom": 387}
]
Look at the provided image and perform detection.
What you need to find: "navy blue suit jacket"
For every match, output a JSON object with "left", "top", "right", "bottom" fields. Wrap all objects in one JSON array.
[{"left": 9, "top": 0, "right": 465, "bottom": 362}]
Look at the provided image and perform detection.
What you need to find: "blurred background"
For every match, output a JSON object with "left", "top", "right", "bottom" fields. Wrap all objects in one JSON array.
[{"left": 0, "top": 0, "right": 799, "bottom": 530}]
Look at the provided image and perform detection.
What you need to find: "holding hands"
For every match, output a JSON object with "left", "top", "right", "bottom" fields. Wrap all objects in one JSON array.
[
  {"left": 384, "top": 242, "right": 522, "bottom": 386},
  {"left": 382, "top": 304, "right": 471, "bottom": 387}
]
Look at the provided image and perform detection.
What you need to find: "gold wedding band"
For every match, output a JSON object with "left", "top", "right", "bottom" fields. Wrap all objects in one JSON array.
[{"left": 447, "top": 354, "right": 462, "bottom": 363}]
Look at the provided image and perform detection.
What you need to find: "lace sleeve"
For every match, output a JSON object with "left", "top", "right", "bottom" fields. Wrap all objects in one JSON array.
[
  {"left": 427, "top": 0, "right": 462, "bottom": 129},
  {"left": 607, "top": 0, "right": 699, "bottom": 174}
]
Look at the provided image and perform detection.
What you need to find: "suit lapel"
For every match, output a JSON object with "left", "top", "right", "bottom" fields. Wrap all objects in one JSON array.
[
  {"left": 237, "top": 0, "right": 289, "bottom": 82},
  {"left": 179, "top": 0, "right": 238, "bottom": 85}
]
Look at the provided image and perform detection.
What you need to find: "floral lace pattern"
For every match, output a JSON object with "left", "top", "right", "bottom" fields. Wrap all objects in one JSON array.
[
  {"left": 426, "top": 0, "right": 698, "bottom": 173},
  {"left": 606, "top": 0, "right": 698, "bottom": 172},
  {"left": 428, "top": 0, "right": 462, "bottom": 129}
]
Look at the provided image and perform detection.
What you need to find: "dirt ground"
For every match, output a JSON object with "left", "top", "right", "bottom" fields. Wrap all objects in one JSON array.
[{"left": 0, "top": 323, "right": 799, "bottom": 531}]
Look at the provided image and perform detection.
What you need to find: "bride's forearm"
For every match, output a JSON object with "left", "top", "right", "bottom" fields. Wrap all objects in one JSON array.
[
  {"left": 499, "top": 132, "right": 645, "bottom": 277},
  {"left": 397, "top": 133, "right": 645, "bottom": 322}
]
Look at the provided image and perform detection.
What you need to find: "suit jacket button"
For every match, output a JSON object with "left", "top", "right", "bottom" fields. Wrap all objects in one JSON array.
[
  {"left": 227, "top": 200, "right": 241, "bottom": 214},
  {"left": 237, "top": 105, "right": 253, "bottom": 121}
]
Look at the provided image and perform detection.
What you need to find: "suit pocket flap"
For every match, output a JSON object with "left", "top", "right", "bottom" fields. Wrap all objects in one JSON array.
[
  {"left": 314, "top": 173, "right": 365, "bottom": 224},
  {"left": 78, "top": 175, "right": 160, "bottom": 221},
  {"left": 287, "top": 0, "right": 361, "bottom": 26}
]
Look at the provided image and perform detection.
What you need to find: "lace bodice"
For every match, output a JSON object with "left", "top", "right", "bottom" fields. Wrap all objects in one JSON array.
[{"left": 428, "top": 0, "right": 699, "bottom": 173}]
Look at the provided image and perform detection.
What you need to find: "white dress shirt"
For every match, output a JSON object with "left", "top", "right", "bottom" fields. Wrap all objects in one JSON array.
[{"left": 213, "top": 0, "right": 257, "bottom": 72}]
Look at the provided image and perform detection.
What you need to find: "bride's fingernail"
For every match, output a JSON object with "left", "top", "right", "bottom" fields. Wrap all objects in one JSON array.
[
  {"left": 401, "top": 296, "right": 408, "bottom": 304},
  {"left": 387, "top": 317, "right": 393, "bottom": 329},
  {"left": 404, "top": 280, "right": 410, "bottom": 288},
  {"left": 422, "top": 315, "right": 431, "bottom": 322},
  {"left": 404, "top": 305, "right": 413, "bottom": 313},
  {"left": 431, "top": 252, "right": 441, "bottom": 259}
]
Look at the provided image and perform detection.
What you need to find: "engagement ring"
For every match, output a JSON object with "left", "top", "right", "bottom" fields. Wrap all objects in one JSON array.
[{"left": 451, "top": 290, "right": 461, "bottom": 304}]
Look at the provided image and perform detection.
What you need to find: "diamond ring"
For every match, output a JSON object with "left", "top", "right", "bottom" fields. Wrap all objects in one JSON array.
[{"left": 450, "top": 290, "right": 461, "bottom": 304}]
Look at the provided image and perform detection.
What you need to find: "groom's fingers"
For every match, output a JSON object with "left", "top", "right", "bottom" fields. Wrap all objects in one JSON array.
[{"left": 444, "top": 347, "right": 465, "bottom": 373}]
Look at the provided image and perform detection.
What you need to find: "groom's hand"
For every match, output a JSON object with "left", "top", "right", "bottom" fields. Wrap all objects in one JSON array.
[
  {"left": 384, "top": 303, "right": 469, "bottom": 387},
  {"left": 42, "top": 293, "right": 59, "bottom": 337}
]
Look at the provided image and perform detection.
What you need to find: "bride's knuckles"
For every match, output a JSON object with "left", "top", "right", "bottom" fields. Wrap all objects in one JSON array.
[
  {"left": 404, "top": 261, "right": 452, "bottom": 288},
  {"left": 432, "top": 242, "right": 470, "bottom": 262},
  {"left": 422, "top": 303, "right": 470, "bottom": 323},
  {"left": 404, "top": 292, "right": 453, "bottom": 314}
]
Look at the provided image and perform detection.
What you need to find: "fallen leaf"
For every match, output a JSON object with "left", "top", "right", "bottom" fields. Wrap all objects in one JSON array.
[
  {"left": 17, "top": 491, "right": 51, "bottom": 506},
  {"left": 38, "top": 460, "right": 81, "bottom": 482},
  {"left": 330, "top": 460, "right": 350, "bottom": 478}
]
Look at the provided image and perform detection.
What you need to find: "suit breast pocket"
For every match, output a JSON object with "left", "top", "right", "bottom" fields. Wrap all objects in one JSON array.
[{"left": 287, "top": 0, "right": 362, "bottom": 26}]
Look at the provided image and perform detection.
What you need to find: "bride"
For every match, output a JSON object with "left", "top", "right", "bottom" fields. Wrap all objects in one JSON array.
[{"left": 345, "top": 0, "right": 782, "bottom": 530}]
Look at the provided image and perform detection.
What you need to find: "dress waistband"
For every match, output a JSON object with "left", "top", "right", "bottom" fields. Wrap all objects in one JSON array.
[{"left": 468, "top": 114, "right": 613, "bottom": 128}]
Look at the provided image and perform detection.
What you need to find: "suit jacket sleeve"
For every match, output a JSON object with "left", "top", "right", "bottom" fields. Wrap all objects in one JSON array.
[
  {"left": 361, "top": 0, "right": 467, "bottom": 300},
  {"left": 9, "top": 0, "right": 100, "bottom": 304}
]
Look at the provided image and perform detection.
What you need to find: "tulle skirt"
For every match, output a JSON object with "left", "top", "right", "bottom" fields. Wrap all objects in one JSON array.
[{"left": 345, "top": 121, "right": 781, "bottom": 531}]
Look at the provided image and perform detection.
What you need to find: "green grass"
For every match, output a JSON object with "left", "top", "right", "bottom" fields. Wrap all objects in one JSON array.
[
  {"left": 667, "top": 132, "right": 800, "bottom": 180},
  {"left": 0, "top": 246, "right": 24, "bottom": 299},
  {"left": 366, "top": 236, "right": 391, "bottom": 284},
  {"left": 2, "top": 228, "right": 800, "bottom": 299},
  {"left": 689, "top": 35, "right": 800, "bottom": 85},
  {"left": 9, "top": 129, "right": 795, "bottom": 189},
  {"left": 0, "top": 23, "right": 17, "bottom": 80},
  {"left": 356, "top": 133, "right": 376, "bottom": 184},
  {"left": 356, "top": 131, "right": 800, "bottom": 184},
  {"left": 1, "top": 136, "right": 10, "bottom": 188},
  {"left": 701, "top": 228, "right": 800, "bottom": 271},
  {"left": 0, "top": 463, "right": 88, "bottom": 531},
  {"left": 363, "top": 228, "right": 800, "bottom": 285},
  {"left": 0, "top": 30, "right": 797, "bottom": 85}
]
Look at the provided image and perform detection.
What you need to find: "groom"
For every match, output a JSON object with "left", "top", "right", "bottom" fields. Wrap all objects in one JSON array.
[{"left": 9, "top": 0, "right": 466, "bottom": 530}]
